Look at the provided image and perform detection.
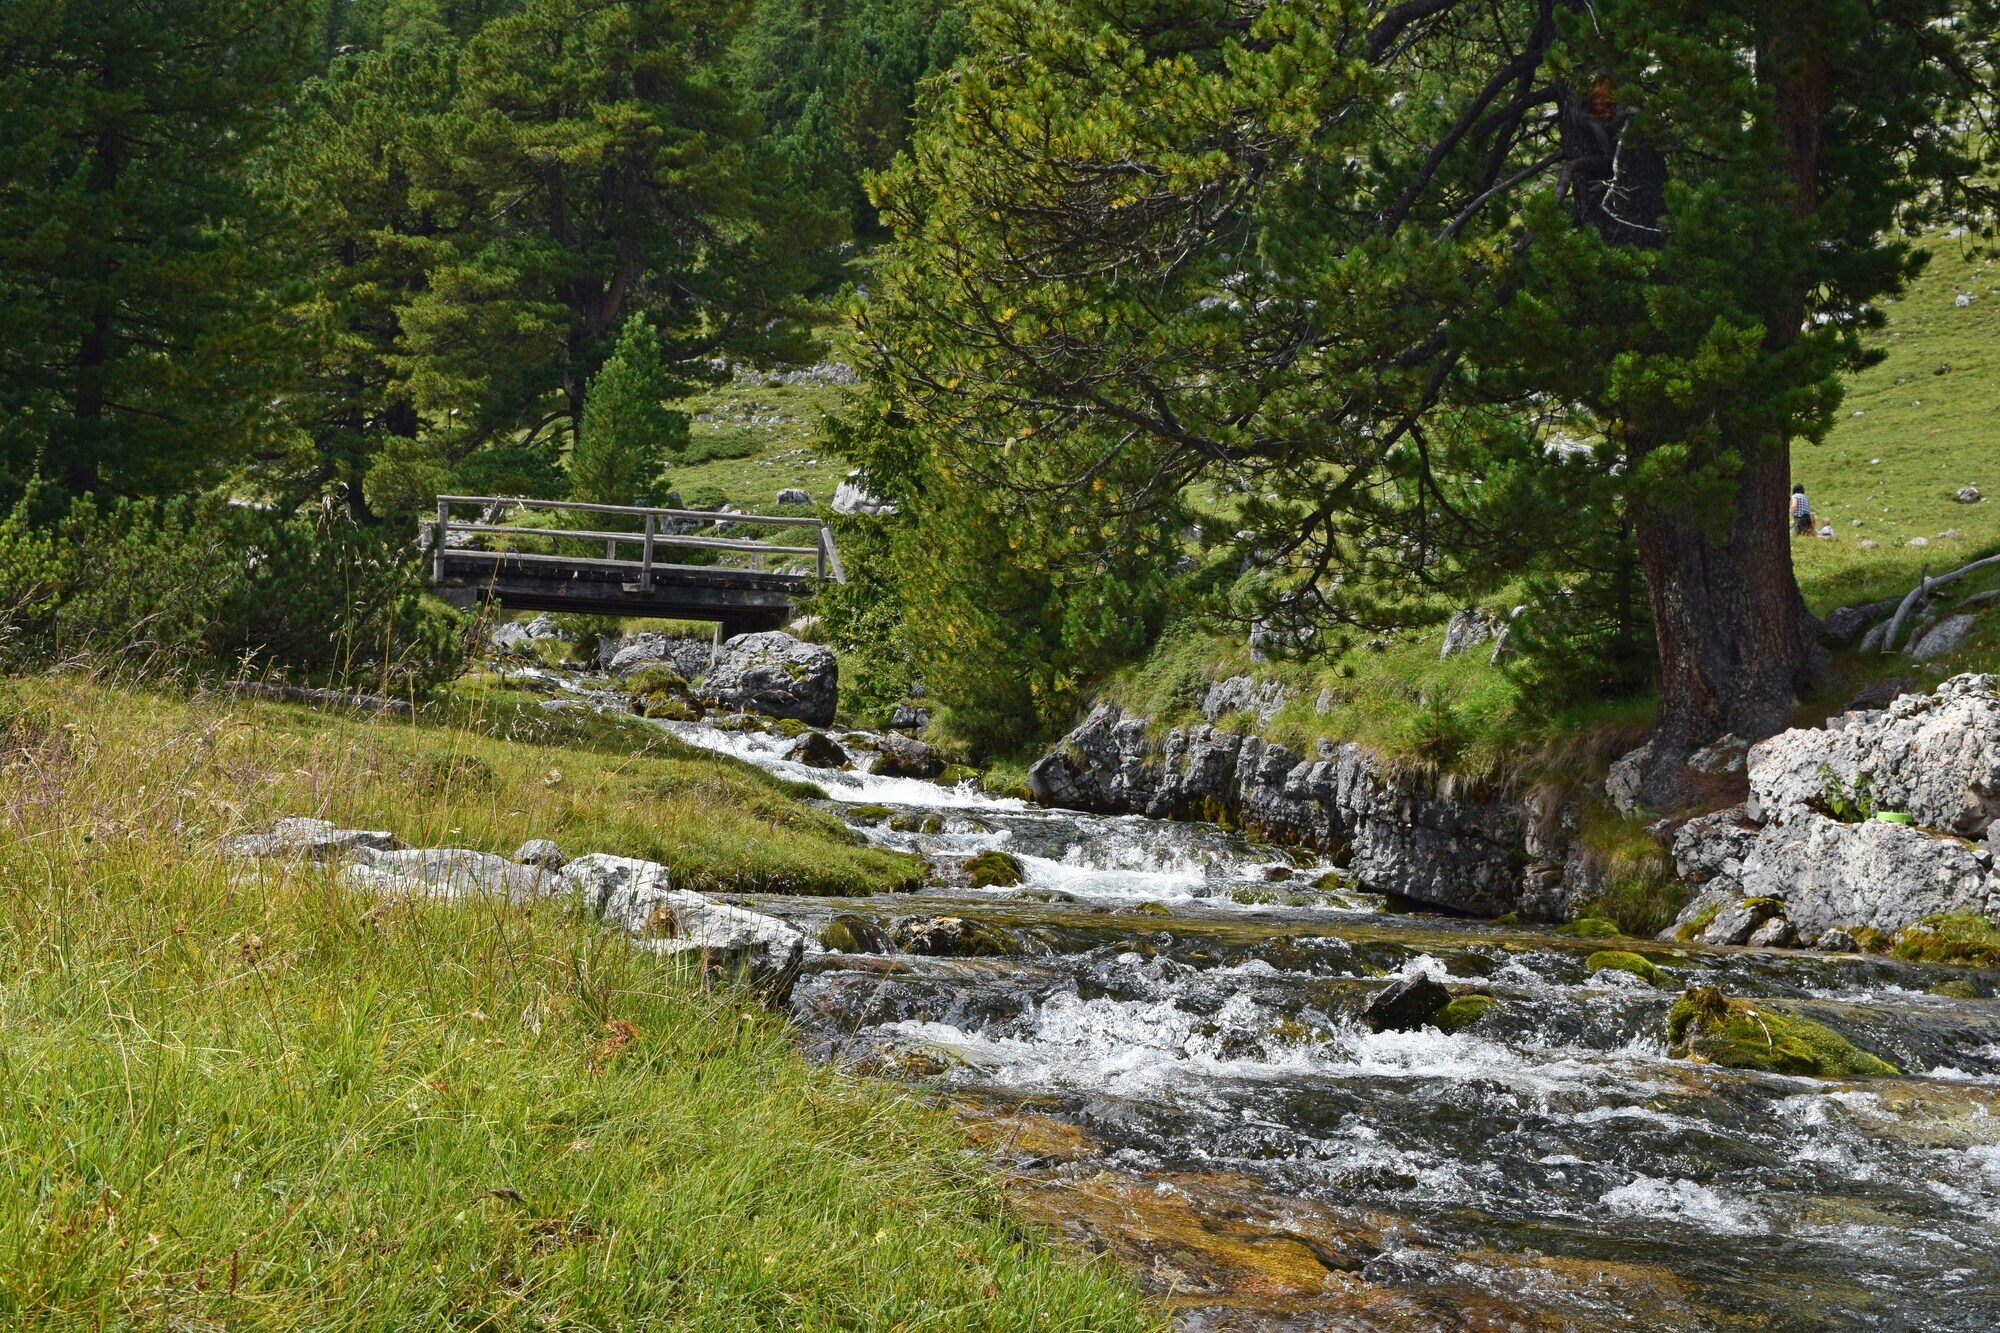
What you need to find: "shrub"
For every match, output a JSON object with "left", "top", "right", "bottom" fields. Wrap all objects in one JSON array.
[{"left": 0, "top": 488, "right": 464, "bottom": 692}]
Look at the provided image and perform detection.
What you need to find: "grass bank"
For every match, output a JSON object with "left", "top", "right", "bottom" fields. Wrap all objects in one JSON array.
[{"left": 0, "top": 676, "right": 1158, "bottom": 1329}]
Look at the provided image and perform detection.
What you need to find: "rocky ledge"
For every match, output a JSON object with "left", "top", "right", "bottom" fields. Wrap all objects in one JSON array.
[
  {"left": 227, "top": 820, "right": 809, "bottom": 1001},
  {"left": 1027, "top": 696, "right": 1533, "bottom": 916},
  {"left": 1665, "top": 673, "right": 2000, "bottom": 946}
]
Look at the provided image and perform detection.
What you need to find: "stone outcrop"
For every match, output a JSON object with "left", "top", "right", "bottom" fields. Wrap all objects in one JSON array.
[
  {"left": 557, "top": 853, "right": 810, "bottom": 1001},
  {"left": 1668, "top": 674, "right": 2000, "bottom": 943},
  {"left": 225, "top": 817, "right": 399, "bottom": 862},
  {"left": 696, "top": 631, "right": 837, "bottom": 725},
  {"left": 339, "top": 847, "right": 556, "bottom": 901},
  {"left": 1027, "top": 702, "right": 1526, "bottom": 915},
  {"left": 1744, "top": 673, "right": 2000, "bottom": 836}
]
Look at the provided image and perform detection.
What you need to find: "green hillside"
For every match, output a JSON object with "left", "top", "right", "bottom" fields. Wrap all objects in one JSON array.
[{"left": 1794, "top": 239, "right": 2000, "bottom": 610}]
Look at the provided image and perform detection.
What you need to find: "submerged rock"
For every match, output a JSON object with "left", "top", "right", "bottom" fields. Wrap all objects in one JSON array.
[
  {"left": 893, "top": 915, "right": 1020, "bottom": 957},
  {"left": 697, "top": 632, "right": 837, "bottom": 726},
  {"left": 787, "top": 731, "right": 849, "bottom": 769},
  {"left": 1435, "top": 993, "right": 1500, "bottom": 1032},
  {"left": 1666, "top": 985, "right": 1897, "bottom": 1078},
  {"left": 962, "top": 850, "right": 1025, "bottom": 888},
  {"left": 1587, "top": 951, "right": 1667, "bottom": 986},
  {"left": 1362, "top": 973, "right": 1451, "bottom": 1033},
  {"left": 819, "top": 913, "right": 897, "bottom": 954},
  {"left": 1556, "top": 917, "right": 1624, "bottom": 939}
]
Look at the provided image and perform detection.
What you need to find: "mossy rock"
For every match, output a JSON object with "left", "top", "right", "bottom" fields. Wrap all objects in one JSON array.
[
  {"left": 818, "top": 914, "right": 897, "bottom": 954},
  {"left": 887, "top": 813, "right": 945, "bottom": 835},
  {"left": 1227, "top": 886, "right": 1312, "bottom": 907},
  {"left": 638, "top": 694, "right": 700, "bottom": 722},
  {"left": 1311, "top": 870, "right": 1351, "bottom": 891},
  {"left": 771, "top": 717, "right": 812, "bottom": 739},
  {"left": 962, "top": 850, "right": 1025, "bottom": 889},
  {"left": 846, "top": 805, "right": 894, "bottom": 823},
  {"left": 1586, "top": 950, "right": 1667, "bottom": 987},
  {"left": 937, "top": 764, "right": 982, "bottom": 788},
  {"left": 1927, "top": 978, "right": 1984, "bottom": 1000},
  {"left": 1435, "top": 994, "right": 1500, "bottom": 1034},
  {"left": 1556, "top": 917, "right": 1623, "bottom": 939},
  {"left": 622, "top": 665, "right": 688, "bottom": 697},
  {"left": 1493, "top": 912, "right": 1520, "bottom": 927},
  {"left": 1667, "top": 985, "right": 1897, "bottom": 1078},
  {"left": 1890, "top": 912, "right": 2000, "bottom": 967}
]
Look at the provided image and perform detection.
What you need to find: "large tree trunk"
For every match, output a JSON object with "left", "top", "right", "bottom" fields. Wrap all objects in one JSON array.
[
  {"left": 1595, "top": 2, "right": 1834, "bottom": 809},
  {"left": 1629, "top": 445, "right": 1825, "bottom": 809}
]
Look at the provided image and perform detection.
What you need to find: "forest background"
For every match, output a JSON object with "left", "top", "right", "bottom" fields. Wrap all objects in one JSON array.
[{"left": 2, "top": 0, "right": 1998, "bottom": 802}]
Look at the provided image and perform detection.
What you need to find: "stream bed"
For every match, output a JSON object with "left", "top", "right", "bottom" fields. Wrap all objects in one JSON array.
[{"left": 669, "top": 717, "right": 2000, "bottom": 1330}]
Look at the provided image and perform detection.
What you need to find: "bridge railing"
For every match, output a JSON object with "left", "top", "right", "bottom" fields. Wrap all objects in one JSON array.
[{"left": 433, "top": 495, "right": 845, "bottom": 589}]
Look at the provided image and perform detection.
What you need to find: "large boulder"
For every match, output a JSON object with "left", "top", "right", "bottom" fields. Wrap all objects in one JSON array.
[
  {"left": 605, "top": 632, "right": 715, "bottom": 680},
  {"left": 696, "top": 631, "right": 837, "bottom": 725},
  {"left": 831, "top": 471, "right": 896, "bottom": 516},
  {"left": 557, "top": 854, "right": 809, "bottom": 1002},
  {"left": 1745, "top": 673, "right": 2000, "bottom": 836},
  {"left": 871, "top": 731, "right": 942, "bottom": 779},
  {"left": 1668, "top": 675, "right": 2000, "bottom": 941}
]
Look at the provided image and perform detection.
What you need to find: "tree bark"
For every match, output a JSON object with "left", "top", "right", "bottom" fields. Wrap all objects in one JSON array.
[
  {"left": 1575, "top": 3, "right": 1833, "bottom": 808},
  {"left": 1631, "top": 445, "right": 1825, "bottom": 808}
]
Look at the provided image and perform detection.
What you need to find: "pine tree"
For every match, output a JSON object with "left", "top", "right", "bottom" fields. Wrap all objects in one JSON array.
[
  {"left": 0, "top": 0, "right": 313, "bottom": 504},
  {"left": 853, "top": 0, "right": 1999, "bottom": 767},
  {"left": 569, "top": 316, "right": 685, "bottom": 508}
]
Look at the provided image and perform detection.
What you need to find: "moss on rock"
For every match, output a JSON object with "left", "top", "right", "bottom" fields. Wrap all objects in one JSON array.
[
  {"left": 1667, "top": 985, "right": 1897, "bottom": 1078},
  {"left": 963, "top": 850, "right": 1025, "bottom": 889},
  {"left": 1890, "top": 912, "right": 2000, "bottom": 967},
  {"left": 1556, "top": 917, "right": 1623, "bottom": 939},
  {"left": 1586, "top": 950, "right": 1667, "bottom": 987},
  {"left": 1927, "top": 978, "right": 1984, "bottom": 999},
  {"left": 1435, "top": 994, "right": 1500, "bottom": 1033}
]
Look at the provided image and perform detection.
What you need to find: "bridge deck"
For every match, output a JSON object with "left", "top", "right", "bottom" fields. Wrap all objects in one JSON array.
[{"left": 431, "top": 495, "right": 843, "bottom": 633}]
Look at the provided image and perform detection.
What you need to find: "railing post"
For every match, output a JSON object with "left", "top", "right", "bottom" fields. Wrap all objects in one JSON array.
[
  {"left": 816, "top": 526, "right": 826, "bottom": 580},
  {"left": 642, "top": 512, "right": 655, "bottom": 591},
  {"left": 434, "top": 497, "right": 449, "bottom": 583}
]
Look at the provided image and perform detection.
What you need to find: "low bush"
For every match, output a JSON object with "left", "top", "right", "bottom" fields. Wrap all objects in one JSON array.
[{"left": 0, "top": 487, "right": 464, "bottom": 692}]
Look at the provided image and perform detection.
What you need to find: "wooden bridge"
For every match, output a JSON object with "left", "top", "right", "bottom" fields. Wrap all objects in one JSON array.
[{"left": 431, "top": 495, "right": 844, "bottom": 634}]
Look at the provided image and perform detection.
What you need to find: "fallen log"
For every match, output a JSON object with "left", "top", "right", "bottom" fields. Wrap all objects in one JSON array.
[{"left": 1879, "top": 554, "right": 2000, "bottom": 653}]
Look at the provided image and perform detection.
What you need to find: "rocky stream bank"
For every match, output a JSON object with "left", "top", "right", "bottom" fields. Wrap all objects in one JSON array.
[{"left": 452, "top": 624, "right": 2000, "bottom": 1327}]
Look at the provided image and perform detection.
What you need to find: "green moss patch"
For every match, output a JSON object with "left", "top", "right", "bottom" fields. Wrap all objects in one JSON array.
[
  {"left": 1586, "top": 950, "right": 1667, "bottom": 987},
  {"left": 963, "top": 850, "right": 1026, "bottom": 888},
  {"left": 1556, "top": 917, "right": 1624, "bottom": 939},
  {"left": 1667, "top": 985, "right": 1897, "bottom": 1078},
  {"left": 1891, "top": 912, "right": 2000, "bottom": 967},
  {"left": 1436, "top": 994, "right": 1501, "bottom": 1033}
]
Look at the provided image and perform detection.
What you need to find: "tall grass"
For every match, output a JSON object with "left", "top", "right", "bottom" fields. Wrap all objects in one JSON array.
[{"left": 0, "top": 677, "right": 1159, "bottom": 1330}]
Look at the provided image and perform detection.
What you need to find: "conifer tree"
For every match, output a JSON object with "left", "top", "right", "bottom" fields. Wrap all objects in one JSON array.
[
  {"left": 569, "top": 316, "right": 685, "bottom": 507},
  {"left": 0, "top": 0, "right": 313, "bottom": 503},
  {"left": 854, "top": 0, "right": 1998, "bottom": 777}
]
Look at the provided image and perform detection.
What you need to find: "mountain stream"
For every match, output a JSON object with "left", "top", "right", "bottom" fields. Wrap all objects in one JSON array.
[{"left": 664, "top": 716, "right": 2000, "bottom": 1331}]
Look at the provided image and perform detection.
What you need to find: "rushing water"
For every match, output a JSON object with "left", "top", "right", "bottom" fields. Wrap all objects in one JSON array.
[{"left": 668, "top": 715, "right": 2000, "bottom": 1330}]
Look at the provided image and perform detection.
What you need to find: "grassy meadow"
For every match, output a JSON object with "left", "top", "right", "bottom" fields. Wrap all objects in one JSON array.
[{"left": 0, "top": 676, "right": 1159, "bottom": 1330}]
